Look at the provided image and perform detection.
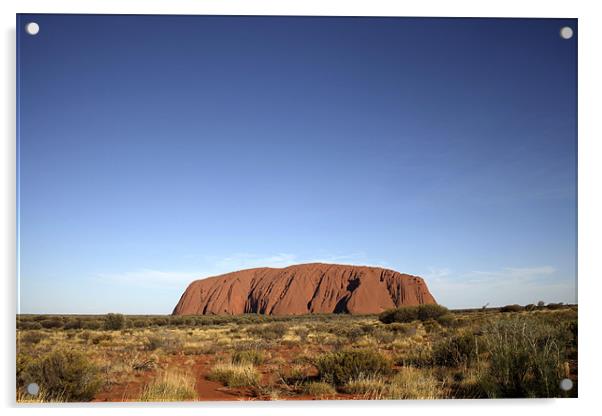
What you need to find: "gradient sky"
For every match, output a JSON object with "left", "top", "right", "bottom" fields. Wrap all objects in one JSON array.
[{"left": 17, "top": 15, "right": 577, "bottom": 313}]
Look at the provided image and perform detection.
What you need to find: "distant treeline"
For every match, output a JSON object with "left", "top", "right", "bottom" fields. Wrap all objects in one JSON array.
[
  {"left": 452, "top": 302, "right": 577, "bottom": 314},
  {"left": 16, "top": 302, "right": 576, "bottom": 331},
  {"left": 16, "top": 312, "right": 373, "bottom": 331}
]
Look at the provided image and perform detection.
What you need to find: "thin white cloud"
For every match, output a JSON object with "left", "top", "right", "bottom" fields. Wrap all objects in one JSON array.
[
  {"left": 96, "top": 269, "right": 197, "bottom": 288},
  {"left": 427, "top": 265, "right": 575, "bottom": 308},
  {"left": 95, "top": 252, "right": 375, "bottom": 289}
]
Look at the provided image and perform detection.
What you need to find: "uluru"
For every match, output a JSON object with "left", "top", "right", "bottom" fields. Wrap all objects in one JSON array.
[{"left": 172, "top": 263, "right": 437, "bottom": 315}]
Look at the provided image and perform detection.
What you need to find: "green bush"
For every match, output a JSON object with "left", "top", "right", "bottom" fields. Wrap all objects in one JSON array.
[
  {"left": 500, "top": 304, "right": 524, "bottom": 313},
  {"left": 315, "top": 349, "right": 391, "bottom": 385},
  {"left": 151, "top": 317, "right": 169, "bottom": 326},
  {"left": 379, "top": 304, "right": 449, "bottom": 324},
  {"left": 19, "top": 349, "right": 102, "bottom": 401},
  {"left": 417, "top": 304, "right": 450, "bottom": 321},
  {"left": 82, "top": 320, "right": 102, "bottom": 330},
  {"left": 379, "top": 307, "right": 418, "bottom": 324},
  {"left": 40, "top": 318, "right": 63, "bottom": 329},
  {"left": 104, "top": 313, "right": 126, "bottom": 330},
  {"left": 436, "top": 314, "right": 457, "bottom": 327},
  {"left": 17, "top": 321, "right": 43, "bottom": 330},
  {"left": 432, "top": 332, "right": 478, "bottom": 367},
  {"left": 63, "top": 318, "right": 84, "bottom": 330},
  {"left": 247, "top": 322, "right": 288, "bottom": 340}
]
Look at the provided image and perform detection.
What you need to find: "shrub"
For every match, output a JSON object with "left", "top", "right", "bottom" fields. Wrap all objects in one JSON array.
[
  {"left": 133, "top": 319, "right": 149, "bottom": 328},
  {"left": 315, "top": 349, "right": 391, "bottom": 386},
  {"left": 379, "top": 305, "right": 448, "bottom": 324},
  {"left": 436, "top": 314, "right": 457, "bottom": 327},
  {"left": 17, "top": 321, "right": 43, "bottom": 330},
  {"left": 432, "top": 332, "right": 479, "bottom": 367},
  {"left": 20, "top": 330, "right": 44, "bottom": 345},
  {"left": 524, "top": 304, "right": 537, "bottom": 311},
  {"left": 40, "top": 318, "right": 63, "bottom": 329},
  {"left": 417, "top": 304, "right": 450, "bottom": 321},
  {"left": 546, "top": 302, "right": 566, "bottom": 310},
  {"left": 63, "top": 318, "right": 83, "bottom": 330},
  {"left": 379, "top": 307, "right": 418, "bottom": 324},
  {"left": 151, "top": 317, "right": 169, "bottom": 326},
  {"left": 207, "top": 362, "right": 260, "bottom": 387},
  {"left": 19, "top": 349, "right": 102, "bottom": 401},
  {"left": 303, "top": 381, "right": 336, "bottom": 397},
  {"left": 140, "top": 370, "right": 196, "bottom": 401},
  {"left": 82, "top": 320, "right": 102, "bottom": 330},
  {"left": 422, "top": 319, "right": 442, "bottom": 334},
  {"left": 500, "top": 304, "right": 524, "bottom": 313},
  {"left": 104, "top": 313, "right": 125, "bottom": 330}
]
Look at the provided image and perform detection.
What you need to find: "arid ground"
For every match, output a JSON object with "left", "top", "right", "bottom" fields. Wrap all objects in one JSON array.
[{"left": 16, "top": 304, "right": 577, "bottom": 402}]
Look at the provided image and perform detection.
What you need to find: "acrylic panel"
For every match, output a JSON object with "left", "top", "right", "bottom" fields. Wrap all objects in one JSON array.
[{"left": 16, "top": 14, "right": 577, "bottom": 402}]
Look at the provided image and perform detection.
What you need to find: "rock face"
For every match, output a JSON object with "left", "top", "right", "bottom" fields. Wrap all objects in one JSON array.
[{"left": 172, "top": 263, "right": 436, "bottom": 315}]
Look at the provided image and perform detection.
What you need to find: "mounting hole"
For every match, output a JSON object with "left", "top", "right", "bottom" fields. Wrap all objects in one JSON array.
[
  {"left": 25, "top": 22, "right": 40, "bottom": 36},
  {"left": 26, "top": 382, "right": 39, "bottom": 396},
  {"left": 560, "top": 26, "right": 573, "bottom": 40},
  {"left": 559, "top": 378, "right": 573, "bottom": 391}
]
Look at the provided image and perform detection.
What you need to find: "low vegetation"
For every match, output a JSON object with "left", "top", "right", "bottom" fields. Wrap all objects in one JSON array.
[
  {"left": 139, "top": 370, "right": 197, "bottom": 401},
  {"left": 315, "top": 349, "right": 391, "bottom": 385},
  {"left": 207, "top": 362, "right": 261, "bottom": 387},
  {"left": 17, "top": 349, "right": 102, "bottom": 401},
  {"left": 16, "top": 303, "right": 577, "bottom": 402},
  {"left": 378, "top": 304, "right": 449, "bottom": 324}
]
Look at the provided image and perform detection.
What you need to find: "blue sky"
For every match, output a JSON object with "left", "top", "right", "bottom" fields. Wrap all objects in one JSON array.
[{"left": 17, "top": 15, "right": 577, "bottom": 313}]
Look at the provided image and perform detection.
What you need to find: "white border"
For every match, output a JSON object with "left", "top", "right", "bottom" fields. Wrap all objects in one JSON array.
[{"left": 2, "top": 1, "right": 601, "bottom": 416}]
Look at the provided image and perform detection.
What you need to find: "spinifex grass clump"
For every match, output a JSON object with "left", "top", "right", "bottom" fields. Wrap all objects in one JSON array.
[
  {"left": 207, "top": 362, "right": 261, "bottom": 387},
  {"left": 315, "top": 349, "right": 391, "bottom": 385},
  {"left": 477, "top": 316, "right": 571, "bottom": 398},
  {"left": 303, "top": 381, "right": 336, "bottom": 397},
  {"left": 140, "top": 370, "right": 196, "bottom": 401},
  {"left": 231, "top": 349, "right": 266, "bottom": 365}
]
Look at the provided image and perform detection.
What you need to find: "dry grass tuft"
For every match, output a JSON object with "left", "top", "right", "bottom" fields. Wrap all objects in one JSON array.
[
  {"left": 139, "top": 370, "right": 197, "bottom": 402},
  {"left": 303, "top": 381, "right": 336, "bottom": 398},
  {"left": 207, "top": 362, "right": 260, "bottom": 387},
  {"left": 388, "top": 367, "right": 444, "bottom": 399}
]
